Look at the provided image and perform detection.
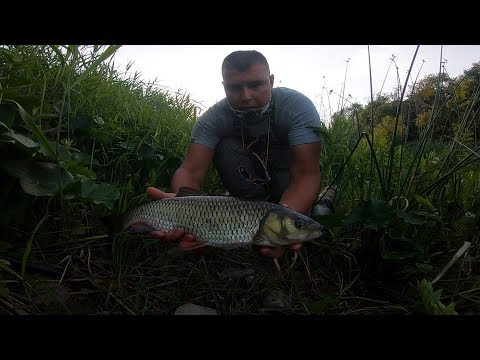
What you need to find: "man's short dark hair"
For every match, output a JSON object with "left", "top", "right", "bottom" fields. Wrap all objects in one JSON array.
[{"left": 222, "top": 50, "right": 270, "bottom": 73}]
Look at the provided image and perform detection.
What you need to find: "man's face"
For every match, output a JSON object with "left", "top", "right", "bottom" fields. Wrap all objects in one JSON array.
[{"left": 222, "top": 62, "right": 274, "bottom": 111}]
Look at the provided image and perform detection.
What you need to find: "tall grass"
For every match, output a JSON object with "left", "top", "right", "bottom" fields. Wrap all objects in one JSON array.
[
  {"left": 318, "top": 46, "right": 479, "bottom": 314},
  {"left": 0, "top": 45, "right": 478, "bottom": 315}
]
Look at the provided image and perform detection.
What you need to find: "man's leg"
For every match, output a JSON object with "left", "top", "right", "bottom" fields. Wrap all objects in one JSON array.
[
  {"left": 213, "top": 137, "right": 269, "bottom": 200},
  {"left": 267, "top": 168, "right": 289, "bottom": 204},
  {"left": 266, "top": 145, "right": 290, "bottom": 204}
]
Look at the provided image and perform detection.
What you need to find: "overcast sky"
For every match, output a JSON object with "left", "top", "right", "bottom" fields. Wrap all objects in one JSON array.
[{"left": 112, "top": 45, "right": 479, "bottom": 122}]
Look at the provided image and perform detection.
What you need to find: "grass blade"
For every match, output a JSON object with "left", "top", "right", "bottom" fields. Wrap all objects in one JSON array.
[
  {"left": 70, "top": 45, "right": 122, "bottom": 89},
  {"left": 6, "top": 99, "right": 57, "bottom": 160}
]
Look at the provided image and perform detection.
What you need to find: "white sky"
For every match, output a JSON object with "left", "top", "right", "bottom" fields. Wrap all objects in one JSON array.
[{"left": 112, "top": 45, "right": 479, "bottom": 122}]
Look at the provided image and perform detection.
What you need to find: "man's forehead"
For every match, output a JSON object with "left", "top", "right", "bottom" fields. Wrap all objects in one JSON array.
[
  {"left": 223, "top": 75, "right": 270, "bottom": 87},
  {"left": 223, "top": 62, "right": 269, "bottom": 77}
]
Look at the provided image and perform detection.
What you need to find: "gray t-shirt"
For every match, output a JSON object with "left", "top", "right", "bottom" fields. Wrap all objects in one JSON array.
[{"left": 190, "top": 87, "right": 323, "bottom": 151}]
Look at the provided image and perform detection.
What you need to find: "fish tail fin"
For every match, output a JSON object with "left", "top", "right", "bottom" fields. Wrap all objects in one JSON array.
[{"left": 167, "top": 241, "right": 210, "bottom": 256}]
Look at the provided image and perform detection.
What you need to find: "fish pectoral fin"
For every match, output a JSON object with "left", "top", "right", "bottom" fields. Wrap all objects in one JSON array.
[
  {"left": 128, "top": 222, "right": 157, "bottom": 232},
  {"left": 180, "top": 241, "right": 208, "bottom": 250},
  {"left": 167, "top": 241, "right": 209, "bottom": 256},
  {"left": 251, "top": 235, "right": 269, "bottom": 247}
]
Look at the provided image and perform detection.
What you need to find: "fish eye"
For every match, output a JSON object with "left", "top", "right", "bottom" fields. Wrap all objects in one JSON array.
[{"left": 295, "top": 220, "right": 304, "bottom": 229}]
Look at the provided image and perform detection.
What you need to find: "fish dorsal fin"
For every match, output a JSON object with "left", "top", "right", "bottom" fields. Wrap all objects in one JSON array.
[{"left": 176, "top": 186, "right": 207, "bottom": 197}]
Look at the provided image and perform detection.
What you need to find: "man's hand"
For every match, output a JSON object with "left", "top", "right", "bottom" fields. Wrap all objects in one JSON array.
[{"left": 256, "top": 243, "right": 302, "bottom": 258}]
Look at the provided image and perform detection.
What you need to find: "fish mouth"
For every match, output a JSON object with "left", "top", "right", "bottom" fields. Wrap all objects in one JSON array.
[
  {"left": 309, "top": 230, "right": 323, "bottom": 239},
  {"left": 286, "top": 229, "right": 323, "bottom": 242}
]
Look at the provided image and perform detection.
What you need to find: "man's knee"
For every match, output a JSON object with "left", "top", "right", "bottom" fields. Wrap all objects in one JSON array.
[{"left": 213, "top": 137, "right": 267, "bottom": 200}]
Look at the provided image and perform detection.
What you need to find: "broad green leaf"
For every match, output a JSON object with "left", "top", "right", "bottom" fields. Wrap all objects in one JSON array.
[
  {"left": 39, "top": 141, "right": 86, "bottom": 161},
  {"left": 343, "top": 199, "right": 393, "bottom": 230},
  {"left": 388, "top": 227, "right": 407, "bottom": 240},
  {"left": 413, "top": 194, "right": 436, "bottom": 212},
  {"left": 384, "top": 229, "right": 424, "bottom": 257},
  {"left": 54, "top": 141, "right": 74, "bottom": 160},
  {"left": 396, "top": 209, "right": 427, "bottom": 225},
  {"left": 413, "top": 211, "right": 442, "bottom": 223},
  {"left": 419, "top": 279, "right": 458, "bottom": 315},
  {"left": 92, "top": 131, "right": 111, "bottom": 145},
  {"left": 63, "top": 161, "right": 96, "bottom": 179},
  {"left": 4, "top": 129, "right": 39, "bottom": 149},
  {"left": 3, "top": 159, "right": 74, "bottom": 196},
  {"left": 74, "top": 151, "right": 99, "bottom": 166},
  {"left": 81, "top": 179, "right": 120, "bottom": 210},
  {"left": 63, "top": 181, "right": 82, "bottom": 199}
]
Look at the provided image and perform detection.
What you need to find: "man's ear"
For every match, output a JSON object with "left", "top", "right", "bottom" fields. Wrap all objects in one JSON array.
[{"left": 270, "top": 74, "right": 274, "bottom": 88}]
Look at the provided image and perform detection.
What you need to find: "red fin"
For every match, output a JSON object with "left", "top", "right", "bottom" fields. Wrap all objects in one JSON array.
[
  {"left": 182, "top": 241, "right": 209, "bottom": 250},
  {"left": 168, "top": 241, "right": 209, "bottom": 256},
  {"left": 179, "top": 240, "right": 197, "bottom": 249}
]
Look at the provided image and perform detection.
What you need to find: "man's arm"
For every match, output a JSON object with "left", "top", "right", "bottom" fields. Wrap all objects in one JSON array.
[
  {"left": 256, "top": 142, "right": 321, "bottom": 258},
  {"left": 279, "top": 142, "right": 322, "bottom": 214},
  {"left": 170, "top": 143, "right": 214, "bottom": 193}
]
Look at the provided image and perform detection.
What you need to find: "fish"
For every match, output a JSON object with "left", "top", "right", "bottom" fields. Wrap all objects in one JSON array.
[{"left": 122, "top": 187, "right": 324, "bottom": 249}]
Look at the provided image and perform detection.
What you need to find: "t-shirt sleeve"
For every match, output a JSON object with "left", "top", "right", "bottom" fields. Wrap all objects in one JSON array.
[
  {"left": 287, "top": 96, "right": 324, "bottom": 146},
  {"left": 190, "top": 110, "right": 222, "bottom": 150}
]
